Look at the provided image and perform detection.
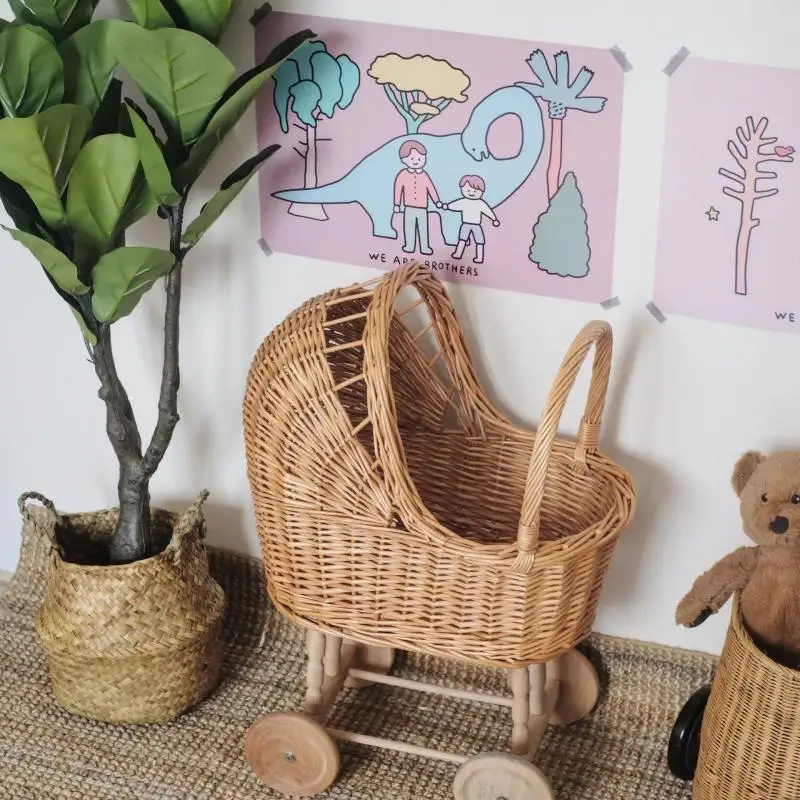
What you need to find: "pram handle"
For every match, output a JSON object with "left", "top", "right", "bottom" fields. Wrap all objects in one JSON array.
[{"left": 513, "top": 320, "right": 613, "bottom": 574}]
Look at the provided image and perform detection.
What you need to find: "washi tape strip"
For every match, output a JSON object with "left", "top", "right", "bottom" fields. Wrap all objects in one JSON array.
[
  {"left": 600, "top": 296, "right": 621, "bottom": 309},
  {"left": 645, "top": 302, "right": 667, "bottom": 323},
  {"left": 250, "top": 1, "right": 272, "bottom": 27},
  {"left": 258, "top": 238, "right": 273, "bottom": 258},
  {"left": 609, "top": 46, "right": 633, "bottom": 72},
  {"left": 663, "top": 46, "right": 690, "bottom": 76}
]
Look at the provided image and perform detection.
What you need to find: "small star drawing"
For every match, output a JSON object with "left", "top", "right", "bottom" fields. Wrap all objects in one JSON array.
[{"left": 705, "top": 206, "right": 720, "bottom": 221}]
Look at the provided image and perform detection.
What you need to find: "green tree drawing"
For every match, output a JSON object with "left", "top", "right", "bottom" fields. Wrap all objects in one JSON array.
[
  {"left": 273, "top": 40, "right": 360, "bottom": 220},
  {"left": 529, "top": 172, "right": 590, "bottom": 278}
]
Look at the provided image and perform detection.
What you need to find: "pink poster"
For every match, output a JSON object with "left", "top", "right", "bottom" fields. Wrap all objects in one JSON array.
[
  {"left": 654, "top": 56, "right": 799, "bottom": 334},
  {"left": 255, "top": 13, "right": 626, "bottom": 302}
]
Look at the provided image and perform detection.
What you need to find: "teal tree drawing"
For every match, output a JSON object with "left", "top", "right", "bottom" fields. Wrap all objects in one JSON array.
[
  {"left": 529, "top": 172, "right": 590, "bottom": 278},
  {"left": 273, "top": 41, "right": 360, "bottom": 220}
]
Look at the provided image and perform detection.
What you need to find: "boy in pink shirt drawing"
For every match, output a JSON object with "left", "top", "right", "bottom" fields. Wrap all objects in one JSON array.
[{"left": 393, "top": 141, "right": 443, "bottom": 255}]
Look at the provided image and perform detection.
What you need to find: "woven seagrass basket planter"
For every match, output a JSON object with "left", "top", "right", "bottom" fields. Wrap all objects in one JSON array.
[
  {"left": 19, "top": 491, "right": 226, "bottom": 725},
  {"left": 693, "top": 595, "right": 800, "bottom": 800}
]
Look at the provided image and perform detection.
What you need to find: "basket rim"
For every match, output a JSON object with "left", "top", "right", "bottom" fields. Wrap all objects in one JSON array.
[
  {"left": 27, "top": 503, "right": 201, "bottom": 573},
  {"left": 730, "top": 593, "right": 800, "bottom": 680}
]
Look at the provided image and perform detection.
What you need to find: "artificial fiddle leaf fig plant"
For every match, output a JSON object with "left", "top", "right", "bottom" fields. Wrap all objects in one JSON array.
[
  {"left": 4, "top": 0, "right": 314, "bottom": 725},
  {"left": 0, "top": 0, "right": 314, "bottom": 566}
]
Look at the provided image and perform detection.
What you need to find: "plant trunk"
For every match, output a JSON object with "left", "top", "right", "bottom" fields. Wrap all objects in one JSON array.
[
  {"left": 546, "top": 117, "right": 564, "bottom": 200},
  {"left": 91, "top": 322, "right": 149, "bottom": 564},
  {"left": 91, "top": 203, "right": 187, "bottom": 565},
  {"left": 734, "top": 204, "right": 758, "bottom": 296},
  {"left": 288, "top": 122, "right": 328, "bottom": 221},
  {"left": 112, "top": 469, "right": 151, "bottom": 564}
]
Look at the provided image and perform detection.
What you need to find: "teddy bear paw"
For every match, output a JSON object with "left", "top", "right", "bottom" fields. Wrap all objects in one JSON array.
[
  {"left": 676, "top": 599, "right": 714, "bottom": 628},
  {"left": 687, "top": 608, "right": 713, "bottom": 628}
]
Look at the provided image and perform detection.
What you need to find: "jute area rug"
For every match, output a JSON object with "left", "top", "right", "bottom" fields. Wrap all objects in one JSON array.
[{"left": 0, "top": 522, "right": 715, "bottom": 800}]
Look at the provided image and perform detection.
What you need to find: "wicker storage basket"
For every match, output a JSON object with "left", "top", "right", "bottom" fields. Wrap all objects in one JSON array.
[
  {"left": 694, "top": 595, "right": 800, "bottom": 799},
  {"left": 243, "top": 264, "right": 636, "bottom": 669},
  {"left": 19, "top": 491, "right": 226, "bottom": 724}
]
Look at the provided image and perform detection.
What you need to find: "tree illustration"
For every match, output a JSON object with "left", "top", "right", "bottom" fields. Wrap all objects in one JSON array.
[
  {"left": 517, "top": 50, "right": 606, "bottom": 200},
  {"left": 367, "top": 53, "right": 470, "bottom": 134},
  {"left": 273, "top": 40, "right": 360, "bottom": 220},
  {"left": 529, "top": 172, "right": 590, "bottom": 278},
  {"left": 719, "top": 115, "right": 794, "bottom": 296}
]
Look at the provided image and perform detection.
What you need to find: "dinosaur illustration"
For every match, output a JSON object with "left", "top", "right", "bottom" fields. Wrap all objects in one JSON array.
[{"left": 272, "top": 85, "right": 545, "bottom": 246}]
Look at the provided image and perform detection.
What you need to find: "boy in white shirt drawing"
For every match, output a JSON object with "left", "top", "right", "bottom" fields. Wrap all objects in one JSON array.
[{"left": 443, "top": 175, "right": 500, "bottom": 264}]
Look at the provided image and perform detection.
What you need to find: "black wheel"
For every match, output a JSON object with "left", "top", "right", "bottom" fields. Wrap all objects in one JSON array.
[{"left": 668, "top": 684, "right": 712, "bottom": 780}]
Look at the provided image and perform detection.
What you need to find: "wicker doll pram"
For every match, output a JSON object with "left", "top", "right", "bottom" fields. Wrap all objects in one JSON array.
[{"left": 242, "top": 264, "right": 636, "bottom": 797}]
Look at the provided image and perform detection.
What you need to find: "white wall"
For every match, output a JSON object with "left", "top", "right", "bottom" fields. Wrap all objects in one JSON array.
[{"left": 2, "top": 0, "right": 798, "bottom": 657}]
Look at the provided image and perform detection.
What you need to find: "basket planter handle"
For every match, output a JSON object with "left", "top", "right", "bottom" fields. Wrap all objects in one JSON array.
[
  {"left": 513, "top": 320, "right": 613, "bottom": 574},
  {"left": 163, "top": 490, "right": 210, "bottom": 566},
  {"left": 18, "top": 491, "right": 62, "bottom": 558}
]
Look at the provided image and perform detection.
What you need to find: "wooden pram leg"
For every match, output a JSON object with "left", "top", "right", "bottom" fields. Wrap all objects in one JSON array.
[
  {"left": 305, "top": 631, "right": 326, "bottom": 716},
  {"left": 508, "top": 668, "right": 531, "bottom": 756}
]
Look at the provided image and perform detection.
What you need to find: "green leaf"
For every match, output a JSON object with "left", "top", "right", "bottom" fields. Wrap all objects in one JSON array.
[
  {"left": 0, "top": 104, "right": 91, "bottom": 227},
  {"left": 108, "top": 23, "right": 235, "bottom": 145},
  {"left": 122, "top": 0, "right": 175, "bottom": 29},
  {"left": 0, "top": 173, "right": 50, "bottom": 237},
  {"left": 88, "top": 76, "right": 123, "bottom": 138},
  {"left": 0, "top": 25, "right": 64, "bottom": 116},
  {"left": 9, "top": 0, "right": 99, "bottom": 39},
  {"left": 91, "top": 246, "right": 175, "bottom": 323},
  {"left": 3, "top": 226, "right": 88, "bottom": 295},
  {"left": 175, "top": 28, "right": 313, "bottom": 187},
  {"left": 37, "top": 103, "right": 92, "bottom": 189},
  {"left": 171, "top": 0, "right": 234, "bottom": 42},
  {"left": 182, "top": 143, "right": 278, "bottom": 246},
  {"left": 66, "top": 133, "right": 141, "bottom": 265},
  {"left": 118, "top": 168, "right": 157, "bottom": 231},
  {"left": 59, "top": 20, "right": 117, "bottom": 116},
  {"left": 71, "top": 306, "right": 97, "bottom": 345},
  {"left": 10, "top": 22, "right": 56, "bottom": 45},
  {"left": 126, "top": 103, "right": 180, "bottom": 205}
]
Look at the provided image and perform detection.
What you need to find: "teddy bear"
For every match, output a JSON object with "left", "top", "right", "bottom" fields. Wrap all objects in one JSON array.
[{"left": 675, "top": 449, "right": 800, "bottom": 668}]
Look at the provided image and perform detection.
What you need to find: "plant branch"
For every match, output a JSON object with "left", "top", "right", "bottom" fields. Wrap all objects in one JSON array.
[
  {"left": 141, "top": 201, "right": 185, "bottom": 478},
  {"left": 79, "top": 289, "right": 143, "bottom": 469}
]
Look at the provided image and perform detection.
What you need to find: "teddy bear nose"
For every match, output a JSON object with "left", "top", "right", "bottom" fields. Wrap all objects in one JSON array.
[{"left": 770, "top": 515, "right": 790, "bottom": 534}]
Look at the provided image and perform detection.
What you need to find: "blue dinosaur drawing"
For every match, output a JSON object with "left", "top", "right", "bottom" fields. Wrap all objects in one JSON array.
[{"left": 272, "top": 85, "right": 545, "bottom": 247}]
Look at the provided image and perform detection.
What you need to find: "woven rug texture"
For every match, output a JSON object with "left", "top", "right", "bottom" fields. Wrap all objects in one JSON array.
[{"left": 0, "top": 520, "right": 716, "bottom": 800}]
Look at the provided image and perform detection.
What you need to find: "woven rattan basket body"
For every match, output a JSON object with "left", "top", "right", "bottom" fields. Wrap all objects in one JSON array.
[
  {"left": 694, "top": 596, "right": 800, "bottom": 799},
  {"left": 20, "top": 492, "right": 226, "bottom": 724},
  {"left": 244, "top": 264, "right": 636, "bottom": 669}
]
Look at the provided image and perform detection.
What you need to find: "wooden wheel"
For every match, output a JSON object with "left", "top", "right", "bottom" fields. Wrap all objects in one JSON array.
[
  {"left": 454, "top": 753, "right": 554, "bottom": 800},
  {"left": 547, "top": 648, "right": 600, "bottom": 726},
  {"left": 245, "top": 712, "right": 339, "bottom": 797},
  {"left": 343, "top": 641, "right": 396, "bottom": 688}
]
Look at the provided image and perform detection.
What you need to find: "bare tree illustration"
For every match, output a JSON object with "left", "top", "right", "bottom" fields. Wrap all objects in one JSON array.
[{"left": 720, "top": 115, "right": 794, "bottom": 296}]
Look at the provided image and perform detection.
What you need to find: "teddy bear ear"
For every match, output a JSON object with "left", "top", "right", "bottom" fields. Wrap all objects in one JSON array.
[{"left": 732, "top": 450, "right": 766, "bottom": 496}]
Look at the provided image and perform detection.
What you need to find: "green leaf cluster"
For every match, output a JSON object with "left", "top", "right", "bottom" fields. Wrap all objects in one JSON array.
[{"left": 0, "top": 0, "right": 314, "bottom": 342}]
